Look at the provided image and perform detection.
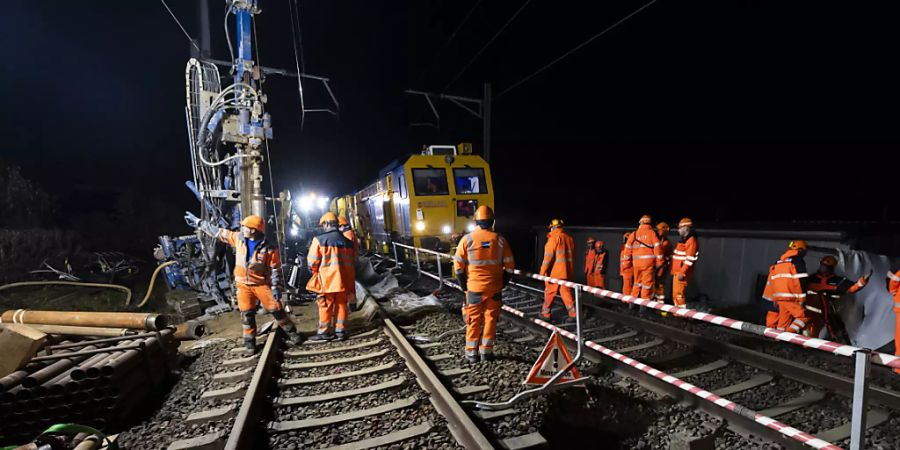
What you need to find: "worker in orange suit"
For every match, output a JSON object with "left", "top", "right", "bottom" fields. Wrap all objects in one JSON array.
[
  {"left": 671, "top": 218, "right": 699, "bottom": 307},
  {"left": 620, "top": 232, "right": 633, "bottom": 295},
  {"left": 453, "top": 206, "right": 514, "bottom": 363},
  {"left": 805, "top": 255, "right": 870, "bottom": 341},
  {"left": 338, "top": 216, "right": 360, "bottom": 308},
  {"left": 623, "top": 215, "right": 664, "bottom": 300},
  {"left": 762, "top": 240, "right": 810, "bottom": 334},
  {"left": 654, "top": 222, "right": 672, "bottom": 303},
  {"left": 184, "top": 212, "right": 304, "bottom": 356},
  {"left": 307, "top": 212, "right": 356, "bottom": 341},
  {"left": 584, "top": 237, "right": 607, "bottom": 289},
  {"left": 886, "top": 264, "right": 900, "bottom": 374},
  {"left": 540, "top": 219, "right": 576, "bottom": 321}
]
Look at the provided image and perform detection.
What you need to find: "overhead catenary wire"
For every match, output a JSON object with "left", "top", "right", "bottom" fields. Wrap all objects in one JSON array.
[
  {"left": 496, "top": 0, "right": 658, "bottom": 99},
  {"left": 441, "top": 0, "right": 534, "bottom": 93},
  {"left": 286, "top": 0, "right": 307, "bottom": 132},
  {"left": 159, "top": 0, "right": 202, "bottom": 53}
]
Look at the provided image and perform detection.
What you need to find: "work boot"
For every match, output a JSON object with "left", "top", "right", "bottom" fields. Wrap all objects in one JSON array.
[
  {"left": 308, "top": 333, "right": 335, "bottom": 342},
  {"left": 480, "top": 353, "right": 495, "bottom": 362},
  {"left": 464, "top": 354, "right": 480, "bottom": 364},
  {"left": 565, "top": 316, "right": 577, "bottom": 324},
  {"left": 335, "top": 332, "right": 348, "bottom": 342},
  {"left": 285, "top": 330, "right": 305, "bottom": 346},
  {"left": 243, "top": 341, "right": 258, "bottom": 357}
]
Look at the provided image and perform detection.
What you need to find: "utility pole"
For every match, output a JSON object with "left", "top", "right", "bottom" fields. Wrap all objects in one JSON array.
[{"left": 405, "top": 86, "right": 493, "bottom": 162}]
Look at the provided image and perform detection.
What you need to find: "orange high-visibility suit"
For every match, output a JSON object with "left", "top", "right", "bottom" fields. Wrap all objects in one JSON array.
[
  {"left": 623, "top": 224, "right": 663, "bottom": 299},
  {"left": 584, "top": 242, "right": 607, "bottom": 289},
  {"left": 341, "top": 227, "right": 360, "bottom": 304},
  {"left": 763, "top": 249, "right": 809, "bottom": 333},
  {"left": 671, "top": 235, "right": 699, "bottom": 306},
  {"left": 887, "top": 267, "right": 900, "bottom": 374},
  {"left": 806, "top": 271, "right": 868, "bottom": 339},
  {"left": 454, "top": 229, "right": 515, "bottom": 358},
  {"left": 307, "top": 229, "right": 356, "bottom": 337},
  {"left": 654, "top": 236, "right": 672, "bottom": 302},
  {"left": 215, "top": 228, "right": 299, "bottom": 345},
  {"left": 540, "top": 228, "right": 576, "bottom": 318},
  {"left": 620, "top": 233, "right": 633, "bottom": 295}
]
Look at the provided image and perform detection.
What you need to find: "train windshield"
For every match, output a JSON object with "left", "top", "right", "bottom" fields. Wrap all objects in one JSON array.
[
  {"left": 411, "top": 168, "right": 449, "bottom": 196},
  {"left": 453, "top": 168, "right": 487, "bottom": 194}
]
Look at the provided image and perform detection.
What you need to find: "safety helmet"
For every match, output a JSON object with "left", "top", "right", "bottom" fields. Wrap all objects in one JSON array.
[
  {"left": 586, "top": 236, "right": 596, "bottom": 244},
  {"left": 549, "top": 218, "right": 564, "bottom": 228},
  {"left": 656, "top": 222, "right": 670, "bottom": 233},
  {"left": 319, "top": 212, "right": 338, "bottom": 225},
  {"left": 623, "top": 232, "right": 631, "bottom": 238},
  {"left": 820, "top": 255, "right": 838, "bottom": 267},
  {"left": 240, "top": 215, "right": 265, "bottom": 233},
  {"left": 594, "top": 240, "right": 604, "bottom": 249},
  {"left": 678, "top": 217, "right": 693, "bottom": 228},
  {"left": 639, "top": 215, "right": 652, "bottom": 225},
  {"left": 338, "top": 216, "right": 349, "bottom": 226},
  {"left": 789, "top": 240, "right": 808, "bottom": 251},
  {"left": 475, "top": 205, "right": 495, "bottom": 221}
]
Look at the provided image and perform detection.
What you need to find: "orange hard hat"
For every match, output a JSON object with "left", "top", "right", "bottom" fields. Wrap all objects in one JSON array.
[
  {"left": 319, "top": 212, "right": 338, "bottom": 225},
  {"left": 656, "top": 222, "right": 670, "bottom": 233},
  {"left": 240, "top": 215, "right": 265, "bottom": 233},
  {"left": 623, "top": 232, "right": 631, "bottom": 238},
  {"left": 639, "top": 215, "right": 652, "bottom": 224},
  {"left": 475, "top": 205, "right": 494, "bottom": 221},
  {"left": 789, "top": 240, "right": 808, "bottom": 251},
  {"left": 678, "top": 217, "right": 693, "bottom": 227},
  {"left": 338, "top": 216, "right": 349, "bottom": 226},
  {"left": 549, "top": 218, "right": 564, "bottom": 228},
  {"left": 820, "top": 255, "right": 838, "bottom": 267},
  {"left": 586, "top": 236, "right": 596, "bottom": 243},
  {"left": 594, "top": 240, "right": 604, "bottom": 249}
]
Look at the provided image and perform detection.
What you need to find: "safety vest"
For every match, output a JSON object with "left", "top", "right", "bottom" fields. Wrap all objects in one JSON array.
[
  {"left": 887, "top": 269, "right": 900, "bottom": 313},
  {"left": 623, "top": 224, "right": 663, "bottom": 270},
  {"left": 671, "top": 235, "right": 699, "bottom": 276},
  {"left": 541, "top": 228, "right": 575, "bottom": 279},
  {"left": 219, "top": 230, "right": 282, "bottom": 287},
  {"left": 453, "top": 228, "right": 515, "bottom": 292},
  {"left": 763, "top": 250, "right": 807, "bottom": 303},
  {"left": 306, "top": 229, "right": 355, "bottom": 294},
  {"left": 620, "top": 246, "right": 632, "bottom": 275},
  {"left": 585, "top": 249, "right": 607, "bottom": 275}
]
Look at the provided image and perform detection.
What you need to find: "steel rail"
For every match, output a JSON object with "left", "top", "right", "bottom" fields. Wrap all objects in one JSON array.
[{"left": 224, "top": 330, "right": 280, "bottom": 450}]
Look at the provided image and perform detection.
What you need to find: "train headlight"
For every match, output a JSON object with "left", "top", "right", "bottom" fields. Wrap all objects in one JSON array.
[
  {"left": 297, "top": 195, "right": 314, "bottom": 212},
  {"left": 442, "top": 225, "right": 452, "bottom": 234},
  {"left": 415, "top": 221, "right": 426, "bottom": 232},
  {"left": 467, "top": 223, "right": 476, "bottom": 232}
]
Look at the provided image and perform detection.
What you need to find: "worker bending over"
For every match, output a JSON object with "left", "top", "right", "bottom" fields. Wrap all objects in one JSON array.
[
  {"left": 623, "top": 215, "right": 664, "bottom": 300},
  {"left": 763, "top": 240, "right": 809, "bottom": 334},
  {"left": 453, "top": 206, "right": 515, "bottom": 363},
  {"left": 307, "top": 212, "right": 356, "bottom": 341},
  {"left": 540, "top": 219, "right": 576, "bottom": 321},
  {"left": 584, "top": 237, "right": 607, "bottom": 289},
  {"left": 671, "top": 218, "right": 699, "bottom": 307},
  {"left": 654, "top": 222, "right": 672, "bottom": 302},
  {"left": 184, "top": 212, "right": 304, "bottom": 355},
  {"left": 805, "top": 255, "right": 869, "bottom": 341}
]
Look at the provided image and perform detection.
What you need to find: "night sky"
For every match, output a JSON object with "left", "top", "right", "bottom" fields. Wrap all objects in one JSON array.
[{"left": 3, "top": 1, "right": 899, "bottom": 257}]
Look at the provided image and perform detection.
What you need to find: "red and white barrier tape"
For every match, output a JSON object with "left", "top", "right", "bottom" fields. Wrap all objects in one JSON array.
[
  {"left": 511, "top": 268, "right": 900, "bottom": 371},
  {"left": 502, "top": 304, "right": 844, "bottom": 450}
]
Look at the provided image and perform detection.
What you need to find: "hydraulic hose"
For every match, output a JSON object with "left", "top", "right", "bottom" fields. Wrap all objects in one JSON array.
[
  {"left": 135, "top": 261, "right": 178, "bottom": 308},
  {"left": 0, "top": 281, "right": 132, "bottom": 305}
]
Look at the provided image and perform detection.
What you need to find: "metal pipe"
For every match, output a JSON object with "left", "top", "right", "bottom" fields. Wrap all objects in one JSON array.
[
  {"left": 0, "top": 369, "right": 32, "bottom": 392},
  {"left": 45, "top": 332, "right": 155, "bottom": 351},
  {"left": 70, "top": 350, "right": 122, "bottom": 381},
  {"left": 850, "top": 349, "right": 871, "bottom": 450},
  {"left": 73, "top": 435, "right": 102, "bottom": 450},
  {"left": 173, "top": 321, "right": 206, "bottom": 340},
  {"left": 29, "top": 344, "right": 143, "bottom": 363},
  {"left": 18, "top": 324, "right": 133, "bottom": 338},
  {"left": 0, "top": 310, "right": 170, "bottom": 330},
  {"left": 23, "top": 344, "right": 99, "bottom": 387}
]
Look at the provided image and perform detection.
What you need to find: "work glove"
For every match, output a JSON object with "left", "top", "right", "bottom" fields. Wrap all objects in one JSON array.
[
  {"left": 456, "top": 272, "right": 467, "bottom": 290},
  {"left": 184, "top": 211, "right": 201, "bottom": 228},
  {"left": 272, "top": 287, "right": 282, "bottom": 300}
]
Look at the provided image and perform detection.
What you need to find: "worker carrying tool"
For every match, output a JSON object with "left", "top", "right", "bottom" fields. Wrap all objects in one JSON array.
[
  {"left": 453, "top": 206, "right": 515, "bottom": 363},
  {"left": 540, "top": 219, "right": 576, "bottom": 321},
  {"left": 623, "top": 215, "right": 664, "bottom": 300},
  {"left": 671, "top": 218, "right": 699, "bottom": 307},
  {"left": 805, "top": 255, "right": 870, "bottom": 341},
  {"left": 620, "top": 232, "right": 633, "bottom": 295},
  {"left": 184, "top": 212, "right": 304, "bottom": 355},
  {"left": 886, "top": 264, "right": 900, "bottom": 374},
  {"left": 307, "top": 212, "right": 356, "bottom": 341},
  {"left": 762, "top": 240, "right": 809, "bottom": 334},
  {"left": 338, "top": 216, "right": 360, "bottom": 308},
  {"left": 584, "top": 237, "right": 607, "bottom": 289},
  {"left": 654, "top": 222, "right": 672, "bottom": 303}
]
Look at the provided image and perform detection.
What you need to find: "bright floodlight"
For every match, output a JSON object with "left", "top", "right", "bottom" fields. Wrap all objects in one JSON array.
[
  {"left": 415, "top": 221, "right": 426, "bottom": 231},
  {"left": 442, "top": 225, "right": 451, "bottom": 234},
  {"left": 290, "top": 226, "right": 299, "bottom": 237},
  {"left": 467, "top": 223, "right": 476, "bottom": 232},
  {"left": 317, "top": 196, "right": 329, "bottom": 210},
  {"left": 297, "top": 194, "right": 314, "bottom": 212}
]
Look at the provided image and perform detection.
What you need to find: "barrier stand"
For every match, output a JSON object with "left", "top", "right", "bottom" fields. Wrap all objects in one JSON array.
[
  {"left": 850, "top": 349, "right": 871, "bottom": 450},
  {"left": 461, "top": 285, "right": 587, "bottom": 411}
]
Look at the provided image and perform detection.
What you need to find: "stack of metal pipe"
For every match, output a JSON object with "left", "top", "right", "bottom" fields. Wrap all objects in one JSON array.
[{"left": 0, "top": 311, "right": 183, "bottom": 447}]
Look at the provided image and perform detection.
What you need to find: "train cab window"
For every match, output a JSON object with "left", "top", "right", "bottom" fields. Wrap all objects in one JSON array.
[
  {"left": 452, "top": 168, "right": 487, "bottom": 194},
  {"left": 457, "top": 200, "right": 477, "bottom": 217},
  {"left": 412, "top": 168, "right": 449, "bottom": 196},
  {"left": 398, "top": 174, "right": 407, "bottom": 199}
]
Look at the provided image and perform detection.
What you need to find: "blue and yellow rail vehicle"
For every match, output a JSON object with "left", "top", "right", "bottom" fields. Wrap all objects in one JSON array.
[{"left": 334, "top": 143, "right": 494, "bottom": 254}]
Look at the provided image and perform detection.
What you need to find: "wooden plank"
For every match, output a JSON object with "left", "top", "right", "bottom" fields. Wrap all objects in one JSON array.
[
  {"left": 0, "top": 324, "right": 47, "bottom": 378},
  {"left": 499, "top": 432, "right": 548, "bottom": 450}
]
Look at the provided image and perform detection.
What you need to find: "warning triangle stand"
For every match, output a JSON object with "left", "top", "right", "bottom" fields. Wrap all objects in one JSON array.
[{"left": 523, "top": 330, "right": 584, "bottom": 385}]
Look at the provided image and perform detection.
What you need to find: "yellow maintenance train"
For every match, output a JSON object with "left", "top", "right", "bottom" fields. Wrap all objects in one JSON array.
[{"left": 332, "top": 143, "right": 494, "bottom": 252}]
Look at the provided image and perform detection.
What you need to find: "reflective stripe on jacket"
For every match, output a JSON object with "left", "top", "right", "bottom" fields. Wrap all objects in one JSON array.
[
  {"left": 585, "top": 249, "right": 607, "bottom": 276},
  {"left": 623, "top": 224, "right": 663, "bottom": 270},
  {"left": 218, "top": 229, "right": 282, "bottom": 287},
  {"left": 541, "top": 228, "right": 575, "bottom": 279},
  {"left": 763, "top": 250, "right": 808, "bottom": 303},
  {"left": 306, "top": 229, "right": 355, "bottom": 294},
  {"left": 454, "top": 228, "right": 515, "bottom": 292},
  {"left": 671, "top": 235, "right": 699, "bottom": 277},
  {"left": 888, "top": 268, "right": 900, "bottom": 313}
]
